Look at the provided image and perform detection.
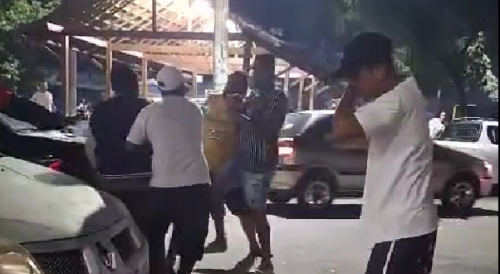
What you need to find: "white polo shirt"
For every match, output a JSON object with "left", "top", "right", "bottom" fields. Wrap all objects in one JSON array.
[
  {"left": 354, "top": 77, "right": 438, "bottom": 246},
  {"left": 127, "top": 97, "right": 210, "bottom": 188}
]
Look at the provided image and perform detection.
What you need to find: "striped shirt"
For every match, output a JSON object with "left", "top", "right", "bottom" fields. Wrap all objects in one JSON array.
[{"left": 238, "top": 89, "right": 288, "bottom": 173}]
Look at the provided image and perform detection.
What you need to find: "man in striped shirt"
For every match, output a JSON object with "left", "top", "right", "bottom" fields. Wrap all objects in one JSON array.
[{"left": 237, "top": 54, "right": 288, "bottom": 274}]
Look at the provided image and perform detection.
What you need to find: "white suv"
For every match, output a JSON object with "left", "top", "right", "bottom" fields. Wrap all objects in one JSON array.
[{"left": 435, "top": 118, "right": 498, "bottom": 193}]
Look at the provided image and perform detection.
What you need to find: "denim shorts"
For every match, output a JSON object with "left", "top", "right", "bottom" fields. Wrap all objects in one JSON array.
[{"left": 242, "top": 171, "right": 274, "bottom": 211}]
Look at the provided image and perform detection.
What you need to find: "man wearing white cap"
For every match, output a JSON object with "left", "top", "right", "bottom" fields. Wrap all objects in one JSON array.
[{"left": 126, "top": 65, "right": 211, "bottom": 274}]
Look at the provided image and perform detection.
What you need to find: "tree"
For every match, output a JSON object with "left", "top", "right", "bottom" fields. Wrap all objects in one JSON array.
[
  {"left": 336, "top": 0, "right": 498, "bottom": 109},
  {"left": 0, "top": 0, "right": 59, "bottom": 94}
]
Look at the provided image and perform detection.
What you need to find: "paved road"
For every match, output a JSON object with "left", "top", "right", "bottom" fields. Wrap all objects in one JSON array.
[{"left": 183, "top": 198, "right": 498, "bottom": 274}]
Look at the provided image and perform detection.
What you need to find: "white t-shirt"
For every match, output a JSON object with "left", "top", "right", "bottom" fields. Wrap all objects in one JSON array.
[
  {"left": 30, "top": 91, "right": 54, "bottom": 112},
  {"left": 126, "top": 97, "right": 210, "bottom": 188},
  {"left": 428, "top": 117, "right": 445, "bottom": 139},
  {"left": 354, "top": 77, "right": 438, "bottom": 246}
]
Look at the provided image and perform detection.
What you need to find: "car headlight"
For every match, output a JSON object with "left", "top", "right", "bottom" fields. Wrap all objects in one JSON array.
[{"left": 0, "top": 243, "right": 44, "bottom": 274}]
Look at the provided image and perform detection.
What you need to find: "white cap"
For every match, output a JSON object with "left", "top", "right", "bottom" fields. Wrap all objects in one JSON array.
[{"left": 156, "top": 65, "right": 186, "bottom": 92}]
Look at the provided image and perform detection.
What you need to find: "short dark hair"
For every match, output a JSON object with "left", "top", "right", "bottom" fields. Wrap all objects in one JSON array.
[
  {"left": 223, "top": 71, "right": 248, "bottom": 96},
  {"left": 111, "top": 63, "right": 139, "bottom": 96}
]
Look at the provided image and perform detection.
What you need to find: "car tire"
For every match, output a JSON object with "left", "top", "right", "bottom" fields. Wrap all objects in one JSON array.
[
  {"left": 441, "top": 174, "right": 479, "bottom": 214},
  {"left": 296, "top": 169, "right": 336, "bottom": 210}
]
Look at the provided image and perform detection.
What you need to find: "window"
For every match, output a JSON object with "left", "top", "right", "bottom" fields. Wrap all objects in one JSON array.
[
  {"left": 487, "top": 126, "right": 498, "bottom": 145},
  {"left": 280, "top": 112, "right": 312, "bottom": 138},
  {"left": 439, "top": 123, "right": 481, "bottom": 142}
]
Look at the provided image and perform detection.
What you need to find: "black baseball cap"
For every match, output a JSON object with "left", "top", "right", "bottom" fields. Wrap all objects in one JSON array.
[{"left": 331, "top": 32, "right": 394, "bottom": 80}]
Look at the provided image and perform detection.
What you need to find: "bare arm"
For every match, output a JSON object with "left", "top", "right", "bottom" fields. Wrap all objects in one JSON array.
[{"left": 330, "top": 89, "right": 366, "bottom": 142}]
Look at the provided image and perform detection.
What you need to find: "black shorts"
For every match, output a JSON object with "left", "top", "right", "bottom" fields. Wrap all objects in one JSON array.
[
  {"left": 142, "top": 184, "right": 210, "bottom": 274},
  {"left": 224, "top": 187, "right": 251, "bottom": 216},
  {"left": 365, "top": 231, "right": 437, "bottom": 274}
]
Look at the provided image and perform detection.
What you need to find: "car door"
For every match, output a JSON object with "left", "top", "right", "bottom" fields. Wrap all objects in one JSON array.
[{"left": 296, "top": 114, "right": 367, "bottom": 192}]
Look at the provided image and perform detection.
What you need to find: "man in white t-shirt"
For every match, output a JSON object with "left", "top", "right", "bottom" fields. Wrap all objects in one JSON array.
[
  {"left": 127, "top": 65, "right": 210, "bottom": 274},
  {"left": 429, "top": 111, "right": 447, "bottom": 139},
  {"left": 330, "top": 33, "right": 438, "bottom": 274},
  {"left": 30, "top": 81, "right": 54, "bottom": 112}
]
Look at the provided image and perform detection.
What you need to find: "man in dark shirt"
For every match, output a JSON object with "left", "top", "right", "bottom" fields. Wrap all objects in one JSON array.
[
  {"left": 237, "top": 54, "right": 288, "bottom": 273},
  {"left": 84, "top": 63, "right": 151, "bottom": 231}
]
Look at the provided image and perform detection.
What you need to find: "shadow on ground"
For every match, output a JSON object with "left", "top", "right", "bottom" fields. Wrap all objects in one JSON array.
[
  {"left": 195, "top": 254, "right": 257, "bottom": 274},
  {"left": 266, "top": 203, "right": 499, "bottom": 220}
]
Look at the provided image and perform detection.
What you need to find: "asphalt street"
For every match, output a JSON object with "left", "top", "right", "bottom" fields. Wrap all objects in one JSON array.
[{"left": 179, "top": 197, "right": 499, "bottom": 274}]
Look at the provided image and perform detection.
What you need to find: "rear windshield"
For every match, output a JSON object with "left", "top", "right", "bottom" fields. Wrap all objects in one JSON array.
[
  {"left": 280, "top": 112, "right": 311, "bottom": 137},
  {"left": 439, "top": 123, "right": 482, "bottom": 142}
]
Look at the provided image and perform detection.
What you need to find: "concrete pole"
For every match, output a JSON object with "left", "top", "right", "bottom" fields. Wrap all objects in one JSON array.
[{"left": 212, "top": 0, "right": 229, "bottom": 94}]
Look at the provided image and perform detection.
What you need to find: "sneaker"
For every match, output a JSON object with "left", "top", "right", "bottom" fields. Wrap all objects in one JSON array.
[{"left": 204, "top": 239, "right": 228, "bottom": 253}]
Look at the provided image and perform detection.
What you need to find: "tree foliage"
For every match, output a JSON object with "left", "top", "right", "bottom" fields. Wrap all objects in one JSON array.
[
  {"left": 0, "top": 0, "right": 59, "bottom": 94},
  {"left": 335, "top": 0, "right": 498, "bottom": 102}
]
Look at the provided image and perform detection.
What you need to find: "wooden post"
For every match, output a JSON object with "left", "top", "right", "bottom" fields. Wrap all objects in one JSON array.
[
  {"left": 152, "top": 0, "right": 158, "bottom": 31},
  {"left": 213, "top": 0, "right": 229, "bottom": 93},
  {"left": 61, "top": 35, "right": 70, "bottom": 116},
  {"left": 191, "top": 71, "right": 198, "bottom": 97},
  {"left": 68, "top": 48, "right": 78, "bottom": 115},
  {"left": 309, "top": 77, "right": 317, "bottom": 110},
  {"left": 141, "top": 58, "right": 148, "bottom": 98},
  {"left": 298, "top": 76, "right": 305, "bottom": 110},
  {"left": 283, "top": 69, "right": 290, "bottom": 96},
  {"left": 242, "top": 39, "right": 253, "bottom": 73},
  {"left": 105, "top": 41, "right": 113, "bottom": 99}
]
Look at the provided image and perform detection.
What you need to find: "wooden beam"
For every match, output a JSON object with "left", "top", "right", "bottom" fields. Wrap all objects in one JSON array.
[
  {"left": 42, "top": 23, "right": 246, "bottom": 41},
  {"left": 144, "top": 53, "right": 289, "bottom": 67},
  {"left": 110, "top": 43, "right": 269, "bottom": 56}
]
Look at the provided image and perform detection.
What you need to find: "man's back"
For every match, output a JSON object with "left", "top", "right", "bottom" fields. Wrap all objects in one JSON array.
[
  {"left": 90, "top": 96, "right": 150, "bottom": 176},
  {"left": 138, "top": 97, "right": 210, "bottom": 188},
  {"left": 357, "top": 78, "right": 438, "bottom": 245}
]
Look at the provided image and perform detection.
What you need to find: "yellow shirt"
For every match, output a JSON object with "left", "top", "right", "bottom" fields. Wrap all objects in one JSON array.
[{"left": 203, "top": 94, "right": 238, "bottom": 173}]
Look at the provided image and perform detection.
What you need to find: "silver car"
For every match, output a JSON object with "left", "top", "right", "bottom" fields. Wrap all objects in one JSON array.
[
  {"left": 270, "top": 110, "right": 494, "bottom": 212},
  {"left": 0, "top": 154, "right": 149, "bottom": 274}
]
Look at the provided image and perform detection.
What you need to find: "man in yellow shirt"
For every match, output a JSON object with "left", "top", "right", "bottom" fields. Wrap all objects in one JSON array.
[{"left": 203, "top": 71, "right": 248, "bottom": 252}]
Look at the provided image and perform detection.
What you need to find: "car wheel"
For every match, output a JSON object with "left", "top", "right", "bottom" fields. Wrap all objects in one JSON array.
[
  {"left": 441, "top": 175, "right": 478, "bottom": 213},
  {"left": 297, "top": 170, "right": 336, "bottom": 210}
]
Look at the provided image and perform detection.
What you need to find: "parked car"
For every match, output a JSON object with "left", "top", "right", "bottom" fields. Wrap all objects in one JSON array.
[
  {"left": 0, "top": 112, "right": 96, "bottom": 183},
  {"left": 270, "top": 110, "right": 494, "bottom": 212},
  {"left": 0, "top": 239, "right": 45, "bottom": 274},
  {"left": 0, "top": 154, "right": 149, "bottom": 274},
  {"left": 435, "top": 118, "right": 498, "bottom": 194}
]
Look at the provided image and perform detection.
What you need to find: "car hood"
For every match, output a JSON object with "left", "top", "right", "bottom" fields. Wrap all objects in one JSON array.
[
  {"left": 434, "top": 140, "right": 487, "bottom": 161},
  {"left": 0, "top": 157, "right": 127, "bottom": 244},
  {"left": 17, "top": 129, "right": 86, "bottom": 144}
]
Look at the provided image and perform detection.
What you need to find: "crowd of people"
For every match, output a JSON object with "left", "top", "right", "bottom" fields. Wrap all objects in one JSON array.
[{"left": 79, "top": 32, "right": 438, "bottom": 274}]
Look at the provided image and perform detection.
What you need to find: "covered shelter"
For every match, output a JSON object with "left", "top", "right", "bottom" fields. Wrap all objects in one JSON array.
[{"left": 24, "top": 0, "right": 309, "bottom": 115}]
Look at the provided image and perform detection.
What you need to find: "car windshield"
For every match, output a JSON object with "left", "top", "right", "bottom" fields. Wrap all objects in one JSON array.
[
  {"left": 439, "top": 123, "right": 481, "bottom": 142},
  {"left": 0, "top": 112, "right": 38, "bottom": 132},
  {"left": 280, "top": 112, "right": 312, "bottom": 137}
]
